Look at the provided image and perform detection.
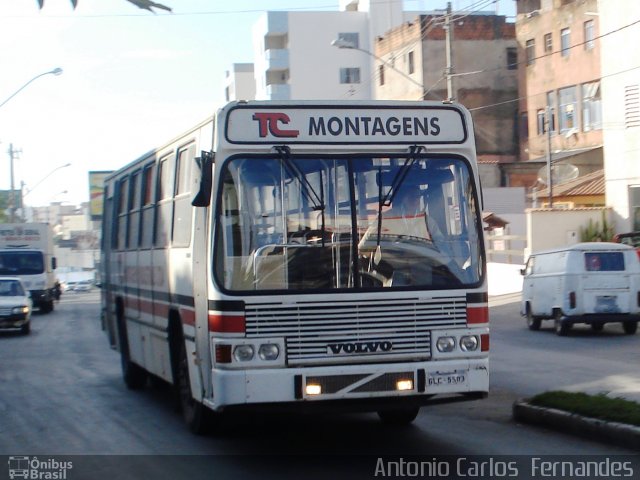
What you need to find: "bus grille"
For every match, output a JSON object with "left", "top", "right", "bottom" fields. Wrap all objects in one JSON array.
[{"left": 244, "top": 295, "right": 467, "bottom": 366}]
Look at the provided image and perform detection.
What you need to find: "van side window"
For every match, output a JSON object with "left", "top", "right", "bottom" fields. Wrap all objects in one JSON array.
[
  {"left": 584, "top": 252, "right": 625, "bottom": 272},
  {"left": 525, "top": 257, "right": 535, "bottom": 275}
]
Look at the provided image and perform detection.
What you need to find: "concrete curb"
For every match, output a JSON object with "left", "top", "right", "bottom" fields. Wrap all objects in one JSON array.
[{"left": 513, "top": 400, "right": 640, "bottom": 451}]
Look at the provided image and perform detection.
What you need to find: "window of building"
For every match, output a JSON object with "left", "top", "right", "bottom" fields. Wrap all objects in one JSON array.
[
  {"left": 584, "top": 20, "right": 595, "bottom": 50},
  {"left": 631, "top": 186, "right": 640, "bottom": 230},
  {"left": 526, "top": 39, "right": 536, "bottom": 65},
  {"left": 379, "top": 65, "right": 385, "bottom": 86},
  {"left": 544, "top": 33, "right": 552, "bottom": 53},
  {"left": 337, "top": 32, "right": 359, "bottom": 49},
  {"left": 546, "top": 91, "right": 557, "bottom": 133},
  {"left": 507, "top": 47, "right": 517, "bottom": 70},
  {"left": 561, "top": 28, "right": 570, "bottom": 57},
  {"left": 340, "top": 67, "right": 361, "bottom": 84},
  {"left": 559, "top": 86, "right": 577, "bottom": 132},
  {"left": 536, "top": 110, "right": 546, "bottom": 135},
  {"left": 582, "top": 81, "right": 602, "bottom": 131},
  {"left": 408, "top": 51, "right": 415, "bottom": 74}
]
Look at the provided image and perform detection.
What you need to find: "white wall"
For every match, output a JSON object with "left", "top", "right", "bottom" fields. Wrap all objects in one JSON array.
[
  {"left": 525, "top": 207, "right": 612, "bottom": 257},
  {"left": 601, "top": 0, "right": 640, "bottom": 233}
]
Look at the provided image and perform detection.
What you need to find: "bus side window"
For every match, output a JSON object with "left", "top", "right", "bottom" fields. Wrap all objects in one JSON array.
[
  {"left": 140, "top": 163, "right": 156, "bottom": 249},
  {"left": 117, "top": 177, "right": 129, "bottom": 251},
  {"left": 172, "top": 144, "right": 195, "bottom": 248},
  {"left": 155, "top": 154, "right": 174, "bottom": 248},
  {"left": 128, "top": 170, "right": 142, "bottom": 249}
]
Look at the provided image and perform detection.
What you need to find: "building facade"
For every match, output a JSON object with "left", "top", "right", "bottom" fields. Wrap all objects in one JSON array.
[
  {"left": 516, "top": 0, "right": 603, "bottom": 191},
  {"left": 374, "top": 12, "right": 519, "bottom": 187},
  {"left": 600, "top": 0, "right": 640, "bottom": 232}
]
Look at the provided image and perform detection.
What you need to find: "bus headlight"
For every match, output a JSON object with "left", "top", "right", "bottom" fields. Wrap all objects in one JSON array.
[
  {"left": 258, "top": 343, "right": 280, "bottom": 361},
  {"left": 460, "top": 335, "right": 479, "bottom": 352},
  {"left": 436, "top": 336, "right": 456, "bottom": 352},
  {"left": 233, "top": 345, "right": 255, "bottom": 362}
]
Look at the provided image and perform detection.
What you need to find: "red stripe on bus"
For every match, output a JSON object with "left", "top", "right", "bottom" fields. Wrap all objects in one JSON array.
[
  {"left": 181, "top": 308, "right": 196, "bottom": 326},
  {"left": 208, "top": 314, "right": 245, "bottom": 333},
  {"left": 467, "top": 306, "right": 489, "bottom": 324}
]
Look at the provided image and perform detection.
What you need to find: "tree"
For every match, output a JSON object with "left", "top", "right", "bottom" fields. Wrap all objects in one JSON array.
[{"left": 37, "top": 0, "right": 172, "bottom": 13}]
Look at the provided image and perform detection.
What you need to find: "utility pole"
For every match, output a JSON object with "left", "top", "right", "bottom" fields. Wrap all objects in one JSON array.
[
  {"left": 444, "top": 2, "right": 454, "bottom": 101},
  {"left": 8, "top": 143, "right": 21, "bottom": 223},
  {"left": 545, "top": 106, "right": 553, "bottom": 209}
]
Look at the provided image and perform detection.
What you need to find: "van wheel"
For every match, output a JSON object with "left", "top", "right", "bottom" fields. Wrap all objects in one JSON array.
[
  {"left": 526, "top": 306, "right": 541, "bottom": 331},
  {"left": 591, "top": 323, "right": 604, "bottom": 332},
  {"left": 554, "top": 311, "right": 570, "bottom": 336},
  {"left": 623, "top": 321, "right": 638, "bottom": 335},
  {"left": 378, "top": 407, "right": 420, "bottom": 425},
  {"left": 177, "top": 338, "right": 211, "bottom": 435}
]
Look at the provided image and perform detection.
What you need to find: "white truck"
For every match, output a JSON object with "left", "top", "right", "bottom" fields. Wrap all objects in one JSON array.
[{"left": 0, "top": 223, "right": 58, "bottom": 313}]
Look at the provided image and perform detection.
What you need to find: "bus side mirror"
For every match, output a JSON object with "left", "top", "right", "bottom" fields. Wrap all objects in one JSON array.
[
  {"left": 520, "top": 268, "right": 526, "bottom": 276},
  {"left": 192, "top": 151, "right": 214, "bottom": 207}
]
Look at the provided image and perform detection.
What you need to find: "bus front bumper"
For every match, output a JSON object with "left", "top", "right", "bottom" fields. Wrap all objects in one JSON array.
[{"left": 206, "top": 358, "right": 488, "bottom": 412}]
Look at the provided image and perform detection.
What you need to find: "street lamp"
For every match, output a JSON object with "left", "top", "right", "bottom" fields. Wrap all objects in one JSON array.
[
  {"left": 21, "top": 163, "right": 72, "bottom": 221},
  {"left": 2, "top": 67, "right": 63, "bottom": 222},
  {"left": 0, "top": 67, "right": 63, "bottom": 110},
  {"left": 331, "top": 39, "right": 427, "bottom": 94}
]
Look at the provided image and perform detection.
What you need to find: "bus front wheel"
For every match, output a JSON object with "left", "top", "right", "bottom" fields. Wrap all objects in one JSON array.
[
  {"left": 377, "top": 407, "right": 420, "bottom": 426},
  {"left": 177, "top": 339, "right": 211, "bottom": 435}
]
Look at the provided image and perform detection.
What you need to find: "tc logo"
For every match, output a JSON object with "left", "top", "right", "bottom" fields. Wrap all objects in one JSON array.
[{"left": 252, "top": 112, "right": 300, "bottom": 138}]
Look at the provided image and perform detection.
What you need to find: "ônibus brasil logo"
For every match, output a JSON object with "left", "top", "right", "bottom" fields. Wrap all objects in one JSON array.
[{"left": 8, "top": 456, "right": 73, "bottom": 480}]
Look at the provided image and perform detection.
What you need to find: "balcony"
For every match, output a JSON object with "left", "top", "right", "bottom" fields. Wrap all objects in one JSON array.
[
  {"left": 264, "top": 48, "right": 289, "bottom": 72},
  {"left": 265, "top": 84, "right": 291, "bottom": 100}
]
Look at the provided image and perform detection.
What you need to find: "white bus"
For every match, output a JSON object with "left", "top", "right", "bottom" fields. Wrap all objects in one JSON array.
[{"left": 101, "top": 100, "right": 488, "bottom": 433}]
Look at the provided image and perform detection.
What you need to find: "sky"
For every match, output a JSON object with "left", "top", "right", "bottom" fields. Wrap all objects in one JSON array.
[{"left": 0, "top": 0, "right": 515, "bottom": 208}]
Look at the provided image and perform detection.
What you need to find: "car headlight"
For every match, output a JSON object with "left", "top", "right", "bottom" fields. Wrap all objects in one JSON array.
[
  {"left": 258, "top": 343, "right": 280, "bottom": 361},
  {"left": 233, "top": 344, "right": 255, "bottom": 362},
  {"left": 436, "top": 336, "right": 456, "bottom": 352},
  {"left": 12, "top": 306, "right": 29, "bottom": 315},
  {"left": 460, "top": 335, "right": 479, "bottom": 352}
]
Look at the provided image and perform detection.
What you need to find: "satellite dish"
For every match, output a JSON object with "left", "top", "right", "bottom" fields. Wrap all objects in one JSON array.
[{"left": 537, "top": 164, "right": 579, "bottom": 185}]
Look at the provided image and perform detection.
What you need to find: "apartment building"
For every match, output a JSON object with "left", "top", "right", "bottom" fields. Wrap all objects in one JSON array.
[
  {"left": 516, "top": 0, "right": 603, "bottom": 191},
  {"left": 374, "top": 12, "right": 519, "bottom": 188},
  {"left": 600, "top": 0, "right": 640, "bottom": 232}
]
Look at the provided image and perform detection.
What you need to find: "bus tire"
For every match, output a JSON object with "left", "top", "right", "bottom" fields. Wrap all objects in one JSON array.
[
  {"left": 623, "top": 321, "right": 638, "bottom": 335},
  {"left": 525, "top": 305, "right": 541, "bottom": 331},
  {"left": 377, "top": 407, "right": 420, "bottom": 425},
  {"left": 117, "top": 313, "right": 147, "bottom": 390},
  {"left": 177, "top": 338, "right": 210, "bottom": 435}
]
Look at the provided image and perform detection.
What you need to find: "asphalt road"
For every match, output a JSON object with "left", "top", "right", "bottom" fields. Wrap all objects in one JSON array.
[{"left": 1, "top": 291, "right": 637, "bottom": 479}]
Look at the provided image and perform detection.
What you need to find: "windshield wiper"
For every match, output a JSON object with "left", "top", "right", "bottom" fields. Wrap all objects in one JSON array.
[
  {"left": 375, "top": 145, "right": 425, "bottom": 248},
  {"left": 274, "top": 146, "right": 327, "bottom": 246}
]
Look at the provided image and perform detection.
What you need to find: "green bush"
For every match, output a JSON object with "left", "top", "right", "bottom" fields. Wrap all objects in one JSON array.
[
  {"left": 530, "top": 391, "right": 640, "bottom": 426},
  {"left": 580, "top": 211, "right": 614, "bottom": 242}
]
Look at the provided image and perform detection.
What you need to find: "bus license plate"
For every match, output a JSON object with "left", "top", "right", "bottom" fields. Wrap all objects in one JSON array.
[{"left": 428, "top": 370, "right": 467, "bottom": 387}]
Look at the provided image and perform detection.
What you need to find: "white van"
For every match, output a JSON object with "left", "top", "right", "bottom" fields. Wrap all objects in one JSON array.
[{"left": 521, "top": 242, "right": 640, "bottom": 335}]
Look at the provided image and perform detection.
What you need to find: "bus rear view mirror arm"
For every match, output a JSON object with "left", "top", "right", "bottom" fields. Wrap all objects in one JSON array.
[{"left": 192, "top": 151, "right": 214, "bottom": 207}]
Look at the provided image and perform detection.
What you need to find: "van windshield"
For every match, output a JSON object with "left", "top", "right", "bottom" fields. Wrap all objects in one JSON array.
[{"left": 584, "top": 252, "right": 625, "bottom": 272}]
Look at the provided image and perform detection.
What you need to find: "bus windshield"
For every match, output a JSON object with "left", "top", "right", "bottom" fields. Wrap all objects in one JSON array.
[
  {"left": 214, "top": 155, "right": 483, "bottom": 292},
  {"left": 0, "top": 251, "right": 45, "bottom": 275}
]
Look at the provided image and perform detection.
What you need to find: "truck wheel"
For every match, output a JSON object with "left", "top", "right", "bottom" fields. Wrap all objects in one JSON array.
[
  {"left": 526, "top": 305, "right": 541, "bottom": 331},
  {"left": 623, "top": 321, "right": 638, "bottom": 335},
  {"left": 377, "top": 407, "right": 420, "bottom": 425},
  {"left": 117, "top": 317, "right": 147, "bottom": 389},
  {"left": 591, "top": 323, "right": 604, "bottom": 332},
  {"left": 177, "top": 338, "right": 211, "bottom": 435},
  {"left": 40, "top": 300, "right": 54, "bottom": 313}
]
